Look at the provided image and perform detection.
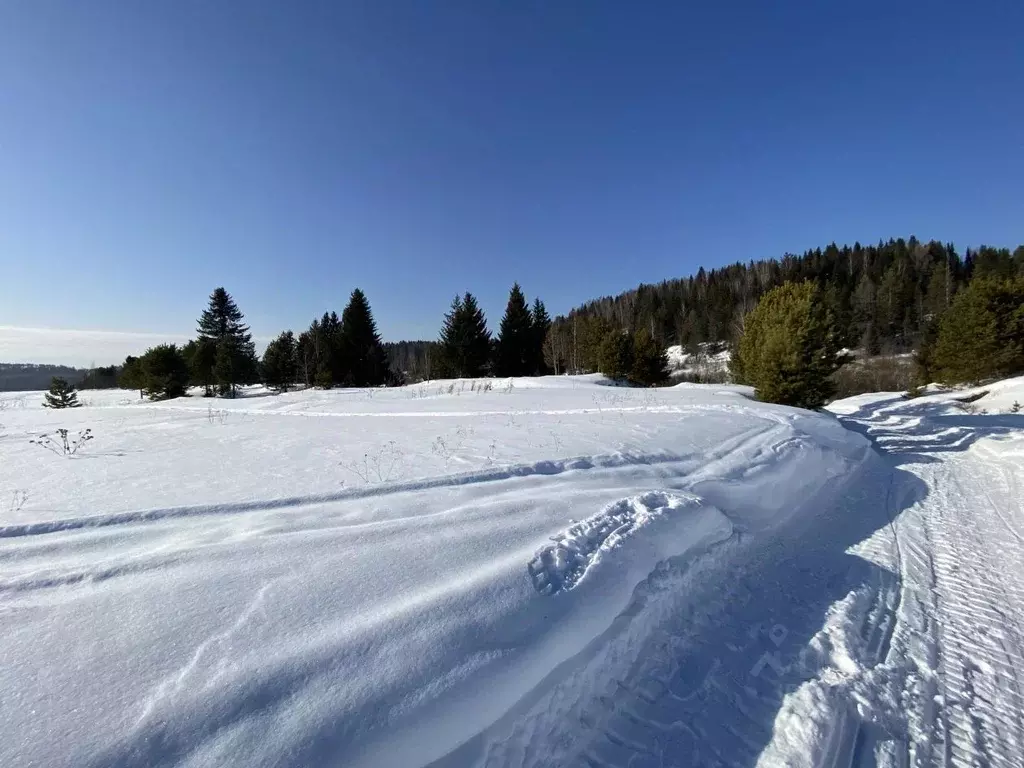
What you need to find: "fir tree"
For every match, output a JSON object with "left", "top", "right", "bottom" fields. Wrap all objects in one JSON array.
[
  {"left": 197, "top": 287, "right": 257, "bottom": 397},
  {"left": 734, "top": 281, "right": 845, "bottom": 408},
  {"left": 531, "top": 298, "right": 552, "bottom": 375},
  {"left": 932, "top": 277, "right": 1024, "bottom": 384},
  {"left": 42, "top": 377, "right": 81, "bottom": 409},
  {"left": 631, "top": 328, "right": 670, "bottom": 386},
  {"left": 339, "top": 289, "right": 391, "bottom": 386},
  {"left": 494, "top": 283, "right": 534, "bottom": 377},
  {"left": 438, "top": 293, "right": 491, "bottom": 377},
  {"left": 262, "top": 331, "right": 297, "bottom": 392},
  {"left": 599, "top": 331, "right": 634, "bottom": 380},
  {"left": 139, "top": 344, "right": 190, "bottom": 400}
]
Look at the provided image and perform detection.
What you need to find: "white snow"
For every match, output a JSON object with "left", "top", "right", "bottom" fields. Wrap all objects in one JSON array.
[{"left": 2, "top": 373, "right": 1023, "bottom": 767}]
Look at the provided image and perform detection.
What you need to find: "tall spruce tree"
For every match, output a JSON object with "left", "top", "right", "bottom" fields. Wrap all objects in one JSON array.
[
  {"left": 262, "top": 331, "right": 297, "bottom": 392},
  {"left": 494, "top": 284, "right": 534, "bottom": 377},
  {"left": 42, "top": 377, "right": 81, "bottom": 408},
  {"left": 531, "top": 298, "right": 552, "bottom": 375},
  {"left": 339, "top": 289, "right": 391, "bottom": 386},
  {"left": 438, "top": 293, "right": 491, "bottom": 377},
  {"left": 197, "top": 287, "right": 257, "bottom": 397}
]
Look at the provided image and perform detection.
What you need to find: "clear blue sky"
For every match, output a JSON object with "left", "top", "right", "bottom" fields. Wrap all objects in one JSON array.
[{"left": 1, "top": 1, "right": 1022, "bottom": 363}]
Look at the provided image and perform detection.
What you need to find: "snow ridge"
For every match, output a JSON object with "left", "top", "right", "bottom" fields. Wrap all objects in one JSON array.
[{"left": 527, "top": 492, "right": 712, "bottom": 595}]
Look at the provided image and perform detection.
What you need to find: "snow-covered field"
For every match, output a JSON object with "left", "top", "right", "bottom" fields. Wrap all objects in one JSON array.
[{"left": 1, "top": 374, "right": 1022, "bottom": 767}]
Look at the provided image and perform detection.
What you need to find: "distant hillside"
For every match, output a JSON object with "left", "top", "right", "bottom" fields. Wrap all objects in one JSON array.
[
  {"left": 0, "top": 363, "right": 90, "bottom": 392},
  {"left": 545, "top": 236, "right": 1024, "bottom": 373}
]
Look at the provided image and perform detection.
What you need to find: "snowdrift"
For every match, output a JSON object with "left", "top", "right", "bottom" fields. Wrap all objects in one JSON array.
[{"left": 0, "top": 376, "right": 871, "bottom": 767}]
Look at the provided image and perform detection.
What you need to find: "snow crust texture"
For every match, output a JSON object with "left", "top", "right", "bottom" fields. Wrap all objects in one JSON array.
[{"left": 6, "top": 375, "right": 1021, "bottom": 767}]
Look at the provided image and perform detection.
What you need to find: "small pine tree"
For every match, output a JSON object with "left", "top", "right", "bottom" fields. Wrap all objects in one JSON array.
[
  {"left": 734, "top": 281, "right": 845, "bottom": 408},
  {"left": 631, "top": 328, "right": 670, "bottom": 386},
  {"left": 438, "top": 293, "right": 492, "bottom": 377},
  {"left": 932, "top": 277, "right": 1024, "bottom": 384},
  {"left": 599, "top": 331, "right": 634, "bottom": 380},
  {"left": 531, "top": 298, "right": 552, "bottom": 375},
  {"left": 494, "top": 284, "right": 534, "bottom": 377},
  {"left": 339, "top": 289, "right": 392, "bottom": 386},
  {"left": 262, "top": 331, "right": 297, "bottom": 392},
  {"left": 43, "top": 377, "right": 81, "bottom": 408},
  {"left": 139, "top": 344, "right": 190, "bottom": 400}
]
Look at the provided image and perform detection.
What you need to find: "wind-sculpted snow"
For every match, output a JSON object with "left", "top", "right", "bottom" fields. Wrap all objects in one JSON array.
[
  {"left": 0, "top": 376, "right": 877, "bottom": 768},
  {"left": 528, "top": 492, "right": 730, "bottom": 595}
]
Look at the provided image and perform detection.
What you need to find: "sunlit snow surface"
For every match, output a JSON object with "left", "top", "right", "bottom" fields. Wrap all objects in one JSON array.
[{"left": 2, "top": 375, "right": 1021, "bottom": 766}]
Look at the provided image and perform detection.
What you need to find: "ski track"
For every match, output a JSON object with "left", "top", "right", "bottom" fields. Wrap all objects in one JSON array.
[
  {"left": 837, "top": 396, "right": 1024, "bottom": 768},
  {"left": 5, "top": 380, "right": 1024, "bottom": 768}
]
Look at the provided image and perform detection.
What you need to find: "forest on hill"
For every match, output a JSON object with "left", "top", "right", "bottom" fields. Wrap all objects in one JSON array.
[
  {"left": 543, "top": 237, "right": 1024, "bottom": 374},
  {"left": 383, "top": 237, "right": 1024, "bottom": 380}
]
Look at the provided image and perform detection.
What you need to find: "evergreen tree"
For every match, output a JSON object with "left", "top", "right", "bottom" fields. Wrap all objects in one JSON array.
[
  {"left": 196, "top": 287, "right": 257, "bottom": 397},
  {"left": 734, "top": 281, "right": 845, "bottom": 408},
  {"left": 932, "top": 277, "right": 1024, "bottom": 384},
  {"left": 631, "top": 328, "right": 670, "bottom": 386},
  {"left": 118, "top": 356, "right": 144, "bottom": 397},
  {"left": 599, "top": 331, "right": 635, "bottom": 380},
  {"left": 531, "top": 298, "right": 552, "bottom": 375},
  {"left": 139, "top": 344, "right": 190, "bottom": 400},
  {"left": 183, "top": 338, "right": 216, "bottom": 396},
  {"left": 437, "top": 293, "right": 491, "bottom": 377},
  {"left": 339, "top": 289, "right": 391, "bottom": 386},
  {"left": 494, "top": 283, "right": 534, "bottom": 377},
  {"left": 262, "top": 331, "right": 297, "bottom": 392},
  {"left": 42, "top": 377, "right": 81, "bottom": 408}
]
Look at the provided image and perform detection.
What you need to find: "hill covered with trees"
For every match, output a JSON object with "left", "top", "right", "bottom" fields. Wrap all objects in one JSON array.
[{"left": 545, "top": 237, "right": 1024, "bottom": 374}]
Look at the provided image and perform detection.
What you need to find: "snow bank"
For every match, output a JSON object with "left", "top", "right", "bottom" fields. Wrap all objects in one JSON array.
[{"left": 0, "top": 376, "right": 871, "bottom": 767}]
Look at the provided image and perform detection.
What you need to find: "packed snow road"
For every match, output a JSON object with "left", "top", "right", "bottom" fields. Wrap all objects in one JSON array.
[
  {"left": 1, "top": 376, "right": 1022, "bottom": 767},
  {"left": 831, "top": 384, "right": 1024, "bottom": 767}
]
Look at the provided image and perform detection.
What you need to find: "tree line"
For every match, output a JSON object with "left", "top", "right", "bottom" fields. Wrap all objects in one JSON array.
[
  {"left": 113, "top": 283, "right": 564, "bottom": 400},
  {"left": 544, "top": 237, "right": 1024, "bottom": 374}
]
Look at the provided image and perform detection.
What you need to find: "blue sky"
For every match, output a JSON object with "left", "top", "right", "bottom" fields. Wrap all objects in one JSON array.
[{"left": 1, "top": 1, "right": 1022, "bottom": 365}]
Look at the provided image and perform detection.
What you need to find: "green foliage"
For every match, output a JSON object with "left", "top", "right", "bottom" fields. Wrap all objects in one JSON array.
[
  {"left": 734, "top": 281, "right": 845, "bottom": 409},
  {"left": 932, "top": 277, "right": 1024, "bottom": 384},
  {"left": 42, "top": 377, "right": 81, "bottom": 409},
  {"left": 196, "top": 287, "right": 257, "bottom": 397},
  {"left": 631, "top": 328, "right": 670, "bottom": 386},
  {"left": 339, "top": 289, "right": 392, "bottom": 386},
  {"left": 139, "top": 344, "right": 190, "bottom": 400},
  {"left": 183, "top": 338, "right": 216, "bottom": 396},
  {"left": 494, "top": 283, "right": 535, "bottom": 377},
  {"left": 531, "top": 298, "right": 552, "bottom": 375},
  {"left": 118, "top": 356, "right": 143, "bottom": 392},
  {"left": 599, "top": 331, "right": 635, "bottom": 380},
  {"left": 262, "top": 331, "right": 297, "bottom": 392},
  {"left": 79, "top": 365, "right": 119, "bottom": 390},
  {"left": 438, "top": 293, "right": 492, "bottom": 377}
]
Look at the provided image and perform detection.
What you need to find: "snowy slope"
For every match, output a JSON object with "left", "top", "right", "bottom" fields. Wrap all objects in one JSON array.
[{"left": 0, "top": 376, "right": 875, "bottom": 767}]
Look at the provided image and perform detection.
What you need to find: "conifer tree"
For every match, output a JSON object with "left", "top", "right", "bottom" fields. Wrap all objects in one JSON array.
[
  {"left": 339, "top": 289, "right": 391, "bottom": 386},
  {"left": 599, "top": 331, "right": 635, "bottom": 380},
  {"left": 262, "top": 331, "right": 297, "bottom": 392},
  {"left": 531, "top": 298, "right": 552, "bottom": 375},
  {"left": 631, "top": 328, "right": 670, "bottom": 386},
  {"left": 42, "top": 377, "right": 81, "bottom": 408},
  {"left": 494, "top": 284, "right": 534, "bottom": 377},
  {"left": 438, "top": 293, "right": 491, "bottom": 377},
  {"left": 196, "top": 287, "right": 257, "bottom": 397},
  {"left": 139, "top": 344, "right": 190, "bottom": 400},
  {"left": 734, "top": 281, "right": 845, "bottom": 408},
  {"left": 932, "top": 277, "right": 1024, "bottom": 384}
]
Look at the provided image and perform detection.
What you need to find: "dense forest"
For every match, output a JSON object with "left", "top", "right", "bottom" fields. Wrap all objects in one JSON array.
[{"left": 543, "top": 237, "right": 1024, "bottom": 374}]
